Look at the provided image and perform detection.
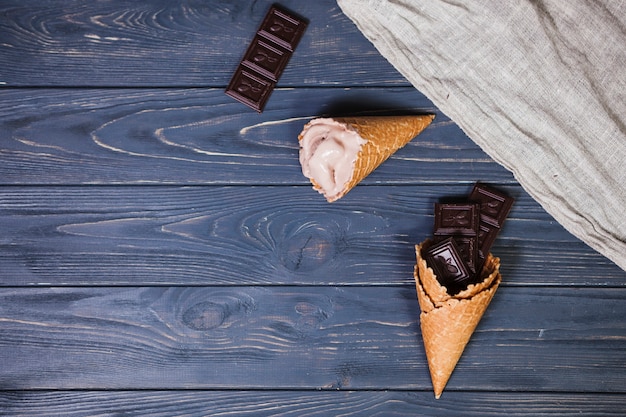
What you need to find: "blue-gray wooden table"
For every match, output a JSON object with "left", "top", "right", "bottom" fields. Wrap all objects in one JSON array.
[{"left": 1, "top": 1, "right": 625, "bottom": 415}]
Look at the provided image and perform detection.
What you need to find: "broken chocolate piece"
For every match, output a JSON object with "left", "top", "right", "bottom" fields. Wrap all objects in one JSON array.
[
  {"left": 434, "top": 234, "right": 479, "bottom": 275},
  {"left": 470, "top": 183, "right": 514, "bottom": 272},
  {"left": 452, "top": 235, "right": 479, "bottom": 275},
  {"left": 434, "top": 203, "right": 480, "bottom": 237},
  {"left": 434, "top": 202, "right": 480, "bottom": 275},
  {"left": 225, "top": 5, "right": 307, "bottom": 112},
  {"left": 478, "top": 221, "right": 499, "bottom": 260},
  {"left": 425, "top": 238, "right": 472, "bottom": 294},
  {"left": 469, "top": 183, "right": 514, "bottom": 228}
]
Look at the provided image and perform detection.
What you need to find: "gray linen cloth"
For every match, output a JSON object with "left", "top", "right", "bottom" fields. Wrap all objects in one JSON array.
[{"left": 338, "top": 0, "right": 626, "bottom": 271}]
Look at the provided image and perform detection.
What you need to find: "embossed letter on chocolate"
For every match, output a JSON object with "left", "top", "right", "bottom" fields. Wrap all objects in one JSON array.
[{"left": 226, "top": 5, "right": 307, "bottom": 112}]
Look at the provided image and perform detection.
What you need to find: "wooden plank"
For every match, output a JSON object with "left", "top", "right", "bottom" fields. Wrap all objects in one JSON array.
[
  {"left": 5, "top": 0, "right": 622, "bottom": 413},
  {"left": 1, "top": 390, "right": 625, "bottom": 416},
  {"left": 1, "top": 185, "right": 623, "bottom": 287},
  {"left": 0, "top": 0, "right": 406, "bottom": 87},
  {"left": 0, "top": 87, "right": 514, "bottom": 185},
  {"left": 0, "top": 286, "right": 625, "bottom": 391}
]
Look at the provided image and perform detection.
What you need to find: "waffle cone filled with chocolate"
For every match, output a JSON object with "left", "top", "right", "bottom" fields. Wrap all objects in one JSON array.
[{"left": 414, "top": 240, "right": 501, "bottom": 399}]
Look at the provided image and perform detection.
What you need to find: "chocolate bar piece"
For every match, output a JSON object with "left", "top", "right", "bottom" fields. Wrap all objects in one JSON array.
[
  {"left": 453, "top": 235, "right": 479, "bottom": 275},
  {"left": 257, "top": 5, "right": 307, "bottom": 52},
  {"left": 434, "top": 202, "right": 480, "bottom": 236},
  {"left": 474, "top": 222, "right": 499, "bottom": 274},
  {"left": 478, "top": 221, "right": 499, "bottom": 259},
  {"left": 470, "top": 183, "right": 514, "bottom": 271},
  {"left": 225, "top": 5, "right": 307, "bottom": 112},
  {"left": 434, "top": 234, "right": 479, "bottom": 275},
  {"left": 241, "top": 35, "right": 291, "bottom": 82},
  {"left": 433, "top": 202, "right": 480, "bottom": 275},
  {"left": 225, "top": 66, "right": 275, "bottom": 112},
  {"left": 469, "top": 183, "right": 514, "bottom": 228},
  {"left": 425, "top": 238, "right": 472, "bottom": 294}
]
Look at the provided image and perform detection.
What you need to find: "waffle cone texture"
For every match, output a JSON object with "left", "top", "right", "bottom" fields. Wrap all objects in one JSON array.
[
  {"left": 414, "top": 240, "right": 502, "bottom": 399},
  {"left": 300, "top": 115, "right": 434, "bottom": 202}
]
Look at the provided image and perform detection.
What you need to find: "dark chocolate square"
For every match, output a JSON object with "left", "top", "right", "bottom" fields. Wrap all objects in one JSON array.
[
  {"left": 225, "top": 66, "right": 275, "bottom": 112},
  {"left": 452, "top": 235, "right": 479, "bottom": 274},
  {"left": 434, "top": 202, "right": 480, "bottom": 236},
  {"left": 478, "top": 221, "right": 499, "bottom": 258},
  {"left": 433, "top": 234, "right": 479, "bottom": 275},
  {"left": 425, "top": 238, "right": 472, "bottom": 292},
  {"left": 258, "top": 5, "right": 307, "bottom": 52},
  {"left": 469, "top": 183, "right": 514, "bottom": 228},
  {"left": 241, "top": 35, "right": 290, "bottom": 82}
]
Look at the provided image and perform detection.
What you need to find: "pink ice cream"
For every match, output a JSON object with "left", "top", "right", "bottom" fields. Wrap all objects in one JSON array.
[{"left": 298, "top": 118, "right": 367, "bottom": 201}]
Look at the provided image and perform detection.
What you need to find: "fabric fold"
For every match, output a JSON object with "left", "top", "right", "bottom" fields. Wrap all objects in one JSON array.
[{"left": 337, "top": 0, "right": 626, "bottom": 272}]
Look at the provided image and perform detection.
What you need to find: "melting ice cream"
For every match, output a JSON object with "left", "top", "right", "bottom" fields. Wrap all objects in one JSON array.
[
  {"left": 298, "top": 118, "right": 367, "bottom": 201},
  {"left": 298, "top": 114, "right": 435, "bottom": 202}
]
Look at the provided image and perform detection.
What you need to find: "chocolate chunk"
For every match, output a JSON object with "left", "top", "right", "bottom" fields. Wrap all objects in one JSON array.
[
  {"left": 225, "top": 66, "right": 275, "bottom": 113},
  {"left": 434, "top": 234, "right": 479, "bottom": 275},
  {"left": 241, "top": 35, "right": 291, "bottom": 82},
  {"left": 453, "top": 235, "right": 479, "bottom": 275},
  {"left": 257, "top": 5, "right": 307, "bottom": 52},
  {"left": 478, "top": 221, "right": 499, "bottom": 259},
  {"left": 434, "top": 202, "right": 480, "bottom": 237},
  {"left": 433, "top": 202, "right": 480, "bottom": 276},
  {"left": 425, "top": 238, "right": 472, "bottom": 294},
  {"left": 469, "top": 183, "right": 514, "bottom": 228},
  {"left": 470, "top": 183, "right": 514, "bottom": 271},
  {"left": 225, "top": 5, "right": 307, "bottom": 112},
  {"left": 475, "top": 222, "right": 499, "bottom": 273}
]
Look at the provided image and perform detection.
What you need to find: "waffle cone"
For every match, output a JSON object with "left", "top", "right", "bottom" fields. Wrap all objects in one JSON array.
[
  {"left": 414, "top": 240, "right": 501, "bottom": 399},
  {"left": 300, "top": 115, "right": 434, "bottom": 202}
]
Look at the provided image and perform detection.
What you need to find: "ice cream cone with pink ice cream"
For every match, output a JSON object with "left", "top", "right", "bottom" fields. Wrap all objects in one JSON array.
[{"left": 298, "top": 115, "right": 435, "bottom": 202}]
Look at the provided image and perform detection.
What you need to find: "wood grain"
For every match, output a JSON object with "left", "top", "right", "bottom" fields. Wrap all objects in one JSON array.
[
  {"left": 0, "top": 87, "right": 516, "bottom": 185},
  {"left": 2, "top": 390, "right": 625, "bottom": 416},
  {"left": 0, "top": 286, "right": 625, "bottom": 391},
  {"left": 2, "top": 0, "right": 625, "bottom": 414},
  {"left": 0, "top": 0, "right": 405, "bottom": 87},
  {"left": 1, "top": 185, "right": 622, "bottom": 287}
]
